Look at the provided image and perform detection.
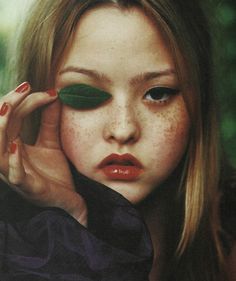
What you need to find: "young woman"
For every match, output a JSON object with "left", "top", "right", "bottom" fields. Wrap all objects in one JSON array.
[{"left": 0, "top": 0, "right": 235, "bottom": 280}]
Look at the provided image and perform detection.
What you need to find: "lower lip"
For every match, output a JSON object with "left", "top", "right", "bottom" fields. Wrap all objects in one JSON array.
[{"left": 101, "top": 165, "right": 143, "bottom": 181}]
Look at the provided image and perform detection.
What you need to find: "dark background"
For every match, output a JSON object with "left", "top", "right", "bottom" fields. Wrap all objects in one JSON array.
[{"left": 0, "top": 0, "right": 235, "bottom": 166}]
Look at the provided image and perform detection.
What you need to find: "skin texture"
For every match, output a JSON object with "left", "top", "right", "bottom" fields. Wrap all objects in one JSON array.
[
  {"left": 57, "top": 6, "right": 190, "bottom": 204},
  {"left": 0, "top": 84, "right": 87, "bottom": 226}
]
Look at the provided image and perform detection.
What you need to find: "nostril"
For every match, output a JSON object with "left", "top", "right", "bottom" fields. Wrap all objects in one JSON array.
[{"left": 103, "top": 110, "right": 141, "bottom": 144}]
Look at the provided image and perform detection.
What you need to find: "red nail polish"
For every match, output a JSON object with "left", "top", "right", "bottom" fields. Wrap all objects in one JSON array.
[
  {"left": 15, "top": 82, "right": 29, "bottom": 93},
  {"left": 0, "top": 103, "right": 8, "bottom": 116},
  {"left": 10, "top": 142, "right": 17, "bottom": 154},
  {"left": 46, "top": 89, "right": 57, "bottom": 97}
]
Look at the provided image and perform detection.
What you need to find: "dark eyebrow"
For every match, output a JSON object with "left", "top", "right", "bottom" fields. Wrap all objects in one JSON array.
[{"left": 59, "top": 66, "right": 176, "bottom": 86}]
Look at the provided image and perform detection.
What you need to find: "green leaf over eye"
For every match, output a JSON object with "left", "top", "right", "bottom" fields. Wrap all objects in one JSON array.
[{"left": 58, "top": 84, "right": 112, "bottom": 109}]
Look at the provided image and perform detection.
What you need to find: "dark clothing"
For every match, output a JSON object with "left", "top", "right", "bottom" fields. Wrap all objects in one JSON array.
[
  {"left": 0, "top": 170, "right": 235, "bottom": 281},
  {"left": 0, "top": 172, "right": 153, "bottom": 281},
  {"left": 220, "top": 174, "right": 236, "bottom": 252}
]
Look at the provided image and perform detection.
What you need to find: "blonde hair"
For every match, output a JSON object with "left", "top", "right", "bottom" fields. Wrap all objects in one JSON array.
[{"left": 13, "top": 0, "right": 225, "bottom": 279}]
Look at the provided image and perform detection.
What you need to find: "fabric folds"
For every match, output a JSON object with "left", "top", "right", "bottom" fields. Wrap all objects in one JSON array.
[{"left": 0, "top": 171, "right": 153, "bottom": 280}]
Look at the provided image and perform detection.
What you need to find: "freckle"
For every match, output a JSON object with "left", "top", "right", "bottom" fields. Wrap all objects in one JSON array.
[{"left": 69, "top": 127, "right": 75, "bottom": 135}]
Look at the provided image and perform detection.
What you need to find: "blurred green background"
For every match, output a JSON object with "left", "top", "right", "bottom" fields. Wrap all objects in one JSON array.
[
  {"left": 212, "top": 0, "right": 236, "bottom": 167},
  {"left": 0, "top": 0, "right": 235, "bottom": 166}
]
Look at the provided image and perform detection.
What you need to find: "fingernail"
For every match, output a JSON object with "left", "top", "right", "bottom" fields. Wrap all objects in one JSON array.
[
  {"left": 15, "top": 82, "right": 29, "bottom": 93},
  {"left": 46, "top": 89, "right": 57, "bottom": 97},
  {"left": 10, "top": 142, "right": 17, "bottom": 154},
  {"left": 0, "top": 103, "right": 8, "bottom": 116}
]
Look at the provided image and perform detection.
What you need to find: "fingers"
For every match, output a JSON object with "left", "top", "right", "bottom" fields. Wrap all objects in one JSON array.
[
  {"left": 14, "top": 89, "right": 58, "bottom": 119},
  {"left": 7, "top": 142, "right": 88, "bottom": 226},
  {"left": 7, "top": 89, "right": 58, "bottom": 140},
  {"left": 0, "top": 82, "right": 58, "bottom": 176},
  {"left": 36, "top": 99, "right": 62, "bottom": 149},
  {"left": 7, "top": 140, "right": 44, "bottom": 196},
  {"left": 8, "top": 141, "right": 26, "bottom": 186},
  {"left": 0, "top": 82, "right": 30, "bottom": 142},
  {"left": 0, "top": 82, "right": 31, "bottom": 176},
  {"left": 0, "top": 102, "right": 11, "bottom": 156},
  {"left": 1, "top": 82, "right": 31, "bottom": 110}
]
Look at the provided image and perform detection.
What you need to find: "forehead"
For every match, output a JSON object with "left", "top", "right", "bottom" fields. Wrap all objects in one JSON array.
[
  {"left": 56, "top": 5, "right": 180, "bottom": 90},
  {"left": 62, "top": 5, "right": 173, "bottom": 62},
  {"left": 77, "top": 5, "right": 158, "bottom": 39}
]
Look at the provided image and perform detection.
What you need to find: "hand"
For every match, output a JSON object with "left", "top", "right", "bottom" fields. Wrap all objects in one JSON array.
[{"left": 0, "top": 82, "right": 87, "bottom": 226}]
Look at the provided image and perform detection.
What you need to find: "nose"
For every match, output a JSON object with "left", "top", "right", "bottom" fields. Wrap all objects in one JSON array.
[{"left": 103, "top": 101, "right": 141, "bottom": 145}]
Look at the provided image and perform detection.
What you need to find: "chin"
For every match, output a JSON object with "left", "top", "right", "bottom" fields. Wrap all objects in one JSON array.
[{"left": 104, "top": 181, "right": 151, "bottom": 204}]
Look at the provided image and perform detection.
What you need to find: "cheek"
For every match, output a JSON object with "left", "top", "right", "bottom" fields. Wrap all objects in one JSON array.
[
  {"left": 60, "top": 109, "right": 96, "bottom": 170},
  {"left": 148, "top": 101, "right": 190, "bottom": 169}
]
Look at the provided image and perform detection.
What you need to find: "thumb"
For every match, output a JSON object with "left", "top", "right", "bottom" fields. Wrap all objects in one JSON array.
[{"left": 36, "top": 99, "right": 62, "bottom": 149}]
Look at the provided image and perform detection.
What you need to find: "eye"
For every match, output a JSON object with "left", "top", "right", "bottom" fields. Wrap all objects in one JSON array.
[{"left": 144, "top": 87, "right": 179, "bottom": 103}]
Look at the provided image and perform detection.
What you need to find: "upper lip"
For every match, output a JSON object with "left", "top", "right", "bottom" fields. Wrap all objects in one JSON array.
[{"left": 98, "top": 153, "right": 143, "bottom": 168}]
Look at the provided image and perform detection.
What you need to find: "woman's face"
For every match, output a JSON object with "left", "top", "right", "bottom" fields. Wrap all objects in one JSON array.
[{"left": 56, "top": 6, "right": 190, "bottom": 204}]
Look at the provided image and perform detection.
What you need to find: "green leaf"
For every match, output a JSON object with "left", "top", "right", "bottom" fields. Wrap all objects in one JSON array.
[{"left": 58, "top": 84, "right": 112, "bottom": 109}]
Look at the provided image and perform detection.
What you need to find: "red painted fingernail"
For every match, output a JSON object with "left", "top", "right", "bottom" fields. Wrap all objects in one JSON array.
[
  {"left": 10, "top": 142, "right": 17, "bottom": 154},
  {"left": 15, "top": 82, "right": 29, "bottom": 93},
  {"left": 0, "top": 103, "right": 8, "bottom": 116},
  {"left": 46, "top": 89, "right": 57, "bottom": 97}
]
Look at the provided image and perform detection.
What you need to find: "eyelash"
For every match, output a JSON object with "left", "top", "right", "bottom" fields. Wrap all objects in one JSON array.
[{"left": 143, "top": 87, "right": 180, "bottom": 104}]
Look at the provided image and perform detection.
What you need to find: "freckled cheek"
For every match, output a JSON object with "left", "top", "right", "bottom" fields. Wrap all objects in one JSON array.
[
  {"left": 60, "top": 111, "right": 97, "bottom": 170},
  {"left": 148, "top": 109, "right": 190, "bottom": 169}
]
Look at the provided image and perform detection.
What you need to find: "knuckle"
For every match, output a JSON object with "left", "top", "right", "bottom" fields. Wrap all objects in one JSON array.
[{"left": 23, "top": 93, "right": 40, "bottom": 105}]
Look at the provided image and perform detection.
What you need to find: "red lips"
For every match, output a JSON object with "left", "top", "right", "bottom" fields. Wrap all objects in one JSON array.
[{"left": 98, "top": 153, "right": 143, "bottom": 181}]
